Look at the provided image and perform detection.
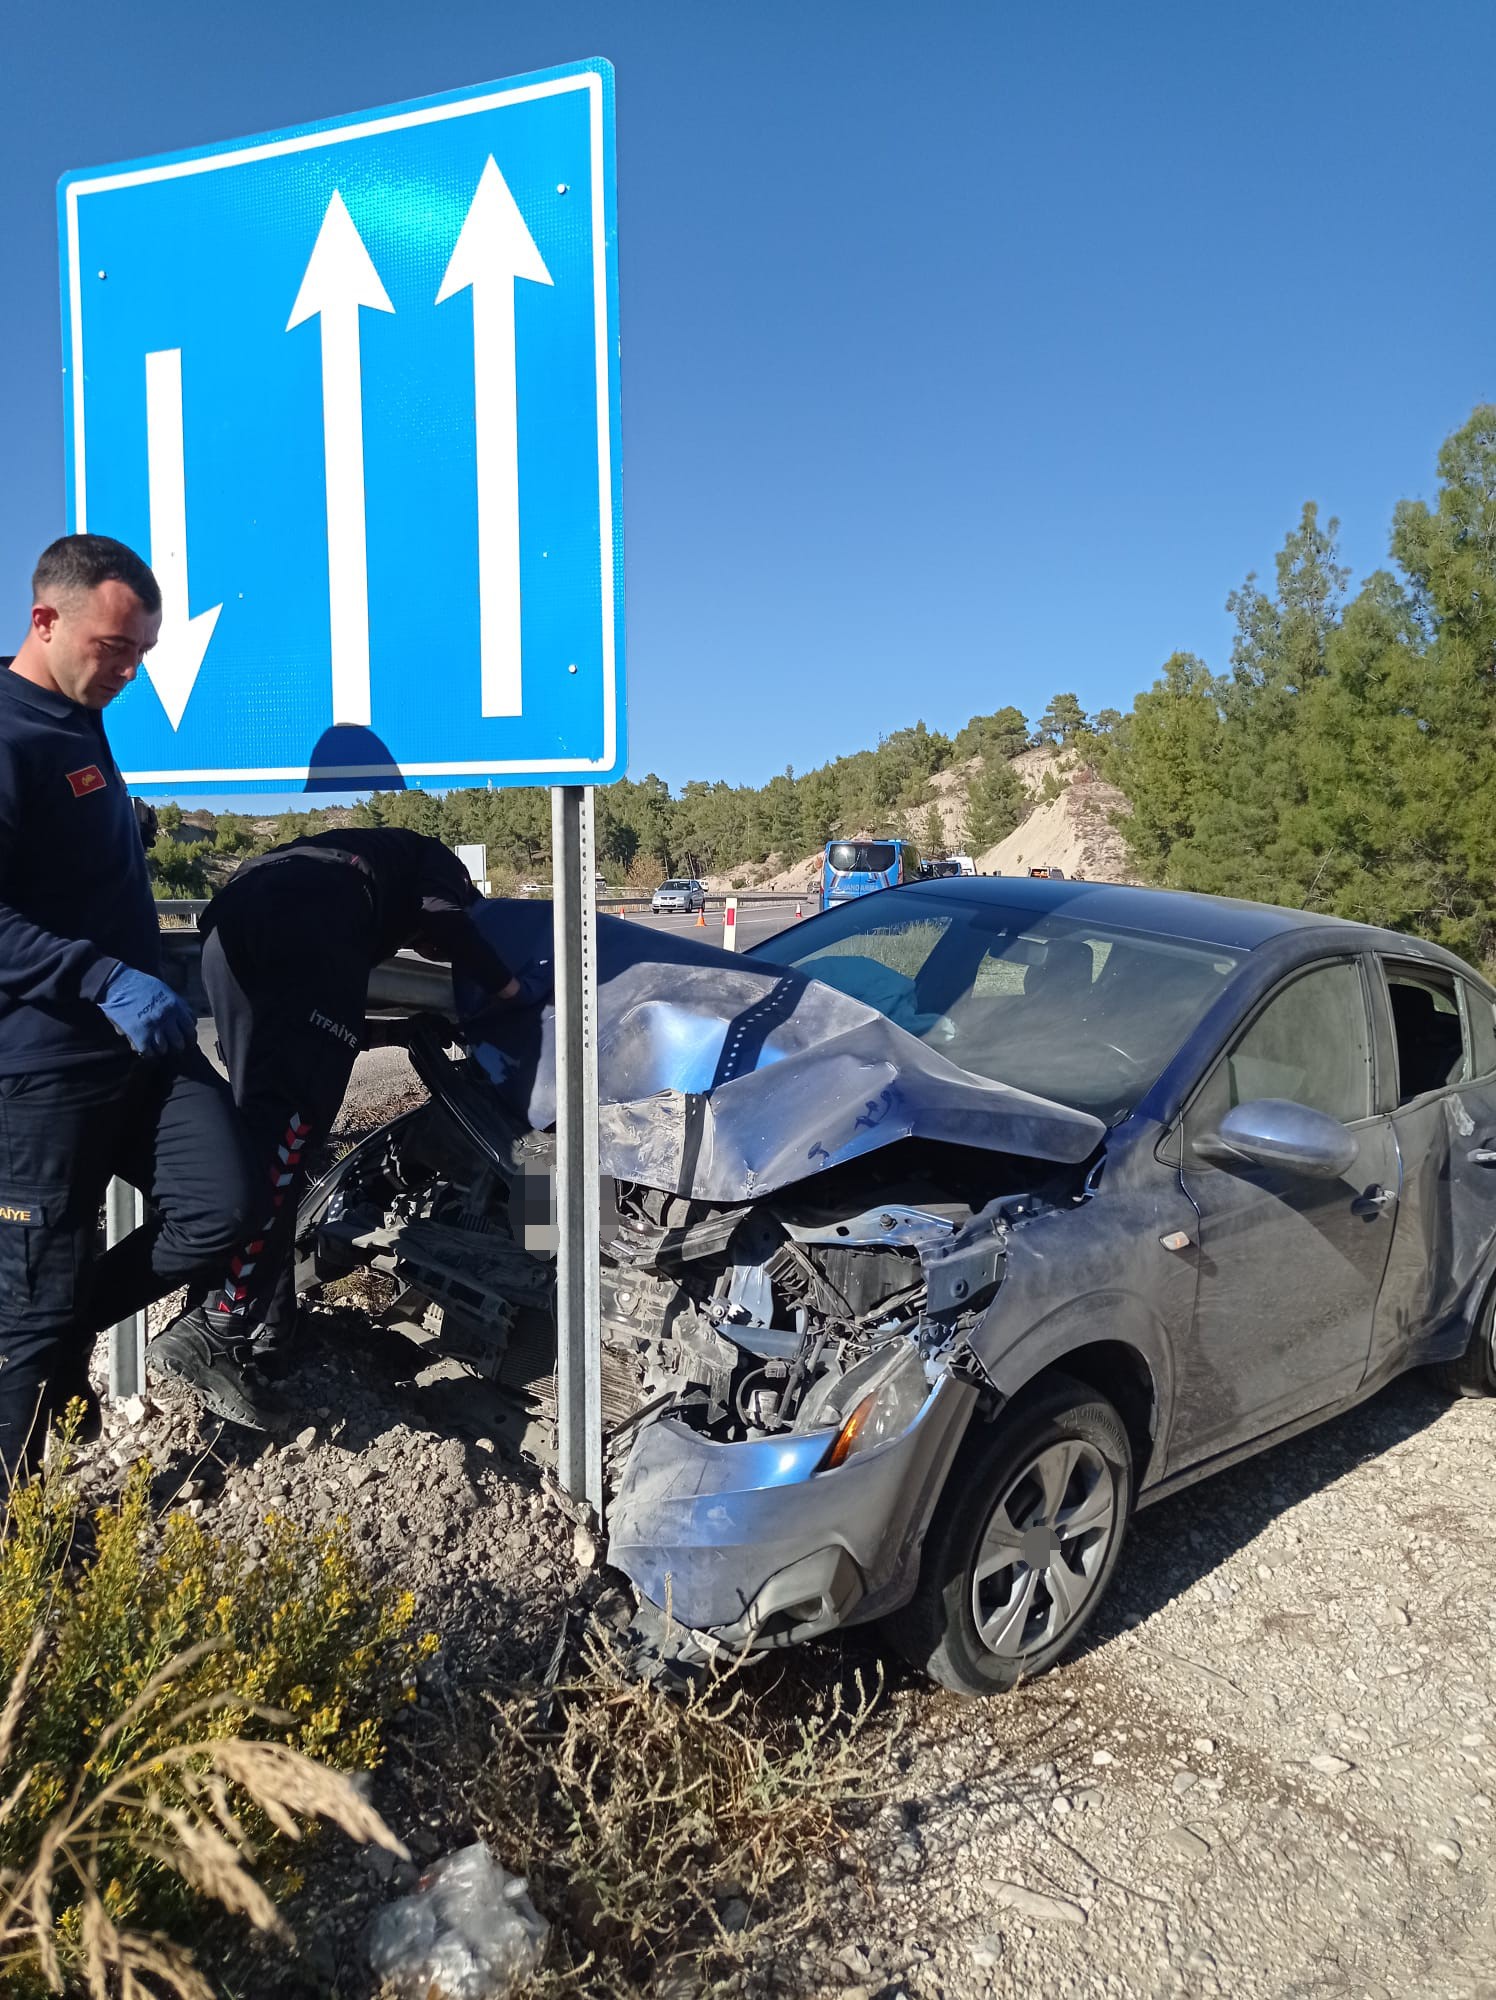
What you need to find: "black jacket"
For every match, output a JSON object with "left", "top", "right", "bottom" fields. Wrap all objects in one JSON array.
[
  {"left": 0, "top": 668, "right": 160, "bottom": 1073},
  {"left": 202, "top": 827, "right": 514, "bottom": 992}
]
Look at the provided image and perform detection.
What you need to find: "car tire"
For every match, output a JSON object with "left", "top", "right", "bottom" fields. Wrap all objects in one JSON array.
[
  {"left": 888, "top": 1373, "right": 1133, "bottom": 1696},
  {"left": 1432, "top": 1284, "right": 1496, "bottom": 1397}
]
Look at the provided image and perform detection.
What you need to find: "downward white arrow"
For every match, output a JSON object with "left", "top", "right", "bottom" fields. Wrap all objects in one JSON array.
[
  {"left": 437, "top": 157, "right": 553, "bottom": 718},
  {"left": 287, "top": 190, "right": 394, "bottom": 727},
  {"left": 144, "top": 348, "right": 221, "bottom": 731}
]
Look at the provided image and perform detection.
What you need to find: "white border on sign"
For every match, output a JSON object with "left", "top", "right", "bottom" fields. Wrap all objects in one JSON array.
[{"left": 65, "top": 69, "right": 619, "bottom": 782}]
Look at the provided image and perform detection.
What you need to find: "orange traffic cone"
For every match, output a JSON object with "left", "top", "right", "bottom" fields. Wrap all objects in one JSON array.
[
  {"left": 794, "top": 901, "right": 802, "bottom": 918},
  {"left": 695, "top": 907, "right": 706, "bottom": 927}
]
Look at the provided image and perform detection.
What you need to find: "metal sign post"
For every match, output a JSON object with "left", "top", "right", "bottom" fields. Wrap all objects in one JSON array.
[
  {"left": 106, "top": 1180, "right": 147, "bottom": 1397},
  {"left": 551, "top": 786, "right": 604, "bottom": 1514}
]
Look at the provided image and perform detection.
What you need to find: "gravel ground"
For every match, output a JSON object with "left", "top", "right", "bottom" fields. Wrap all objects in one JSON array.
[
  {"left": 74, "top": 1063, "right": 1496, "bottom": 1999},
  {"left": 798, "top": 1377, "right": 1496, "bottom": 2000}
]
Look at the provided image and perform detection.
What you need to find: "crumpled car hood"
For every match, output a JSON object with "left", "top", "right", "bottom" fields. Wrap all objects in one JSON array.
[{"left": 454, "top": 901, "right": 1104, "bottom": 1202}]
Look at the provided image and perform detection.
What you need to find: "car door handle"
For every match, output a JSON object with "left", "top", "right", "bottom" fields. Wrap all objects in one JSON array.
[
  {"left": 1351, "top": 1187, "right": 1396, "bottom": 1215},
  {"left": 1469, "top": 1148, "right": 1496, "bottom": 1168}
]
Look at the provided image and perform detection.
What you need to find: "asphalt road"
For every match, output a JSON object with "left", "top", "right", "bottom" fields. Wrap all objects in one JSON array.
[{"left": 610, "top": 902, "right": 800, "bottom": 953}]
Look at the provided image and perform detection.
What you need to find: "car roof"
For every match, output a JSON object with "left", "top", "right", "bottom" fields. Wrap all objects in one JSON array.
[{"left": 897, "top": 873, "right": 1414, "bottom": 954}]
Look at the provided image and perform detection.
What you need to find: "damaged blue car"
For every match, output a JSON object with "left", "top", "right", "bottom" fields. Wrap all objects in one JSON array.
[{"left": 297, "top": 876, "right": 1496, "bottom": 1694}]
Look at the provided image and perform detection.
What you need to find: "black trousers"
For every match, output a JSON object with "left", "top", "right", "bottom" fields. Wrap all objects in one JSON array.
[
  {"left": 0, "top": 1048, "right": 257, "bottom": 1479},
  {"left": 199, "top": 871, "right": 373, "bottom": 1351}
]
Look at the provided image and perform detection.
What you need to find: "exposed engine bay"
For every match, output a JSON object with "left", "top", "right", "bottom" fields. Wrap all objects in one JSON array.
[
  {"left": 296, "top": 902, "right": 1113, "bottom": 1651},
  {"left": 298, "top": 1021, "right": 1084, "bottom": 1482}
]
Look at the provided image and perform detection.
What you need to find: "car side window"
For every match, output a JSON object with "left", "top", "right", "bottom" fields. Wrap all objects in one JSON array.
[
  {"left": 1185, "top": 961, "right": 1373, "bottom": 1147},
  {"left": 1382, "top": 963, "right": 1469, "bottom": 1103},
  {"left": 1464, "top": 983, "right": 1496, "bottom": 1079},
  {"left": 802, "top": 916, "right": 951, "bottom": 984}
]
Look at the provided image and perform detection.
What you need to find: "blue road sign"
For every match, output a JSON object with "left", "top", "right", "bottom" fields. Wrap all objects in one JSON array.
[{"left": 59, "top": 61, "right": 624, "bottom": 796}]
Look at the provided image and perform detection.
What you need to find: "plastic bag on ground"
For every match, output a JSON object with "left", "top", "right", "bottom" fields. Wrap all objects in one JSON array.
[{"left": 366, "top": 1841, "right": 548, "bottom": 1999}]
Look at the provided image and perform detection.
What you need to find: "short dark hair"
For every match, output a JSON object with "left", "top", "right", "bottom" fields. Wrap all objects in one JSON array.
[{"left": 31, "top": 535, "right": 161, "bottom": 616}]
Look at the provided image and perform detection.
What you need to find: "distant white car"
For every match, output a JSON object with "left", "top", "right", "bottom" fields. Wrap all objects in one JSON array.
[{"left": 651, "top": 878, "right": 708, "bottom": 914}]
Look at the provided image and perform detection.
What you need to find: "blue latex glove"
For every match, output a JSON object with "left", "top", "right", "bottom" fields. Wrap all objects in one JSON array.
[
  {"left": 512, "top": 957, "right": 554, "bottom": 1009},
  {"left": 463, "top": 959, "right": 554, "bottom": 1041},
  {"left": 97, "top": 965, "right": 197, "bottom": 1060}
]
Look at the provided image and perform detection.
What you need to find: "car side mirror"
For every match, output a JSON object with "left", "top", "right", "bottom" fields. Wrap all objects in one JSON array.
[{"left": 1203, "top": 1098, "right": 1359, "bottom": 1180}]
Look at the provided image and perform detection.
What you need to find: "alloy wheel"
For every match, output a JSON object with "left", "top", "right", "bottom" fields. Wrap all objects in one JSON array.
[{"left": 970, "top": 1437, "right": 1118, "bottom": 1661}]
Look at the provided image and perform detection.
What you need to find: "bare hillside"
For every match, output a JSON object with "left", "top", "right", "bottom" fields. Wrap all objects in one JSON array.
[
  {"left": 703, "top": 750, "right": 1134, "bottom": 894},
  {"left": 977, "top": 763, "right": 1133, "bottom": 881}
]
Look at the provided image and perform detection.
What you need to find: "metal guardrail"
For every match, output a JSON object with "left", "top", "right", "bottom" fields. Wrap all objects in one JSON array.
[
  {"left": 157, "top": 922, "right": 455, "bottom": 1014},
  {"left": 155, "top": 896, "right": 808, "bottom": 916},
  {"left": 587, "top": 890, "right": 808, "bottom": 909},
  {"left": 156, "top": 887, "right": 807, "bottom": 1011},
  {"left": 156, "top": 896, "right": 808, "bottom": 948}
]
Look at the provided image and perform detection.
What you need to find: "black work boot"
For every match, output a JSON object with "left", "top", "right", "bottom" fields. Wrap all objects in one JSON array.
[{"left": 146, "top": 1306, "right": 280, "bottom": 1432}]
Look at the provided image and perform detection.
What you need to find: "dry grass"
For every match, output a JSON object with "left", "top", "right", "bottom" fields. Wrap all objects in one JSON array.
[
  {"left": 0, "top": 1631, "right": 405, "bottom": 1999},
  {"left": 466, "top": 1626, "right": 897, "bottom": 1998},
  {"left": 0, "top": 1414, "right": 429, "bottom": 1997}
]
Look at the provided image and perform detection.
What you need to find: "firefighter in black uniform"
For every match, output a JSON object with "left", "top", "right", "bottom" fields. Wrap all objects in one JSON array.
[
  {"left": 148, "top": 827, "right": 534, "bottom": 1427},
  {"left": 0, "top": 537, "right": 256, "bottom": 1481}
]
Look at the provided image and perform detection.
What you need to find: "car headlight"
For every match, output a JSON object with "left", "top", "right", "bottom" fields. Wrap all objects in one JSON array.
[{"left": 821, "top": 1344, "right": 929, "bottom": 1470}]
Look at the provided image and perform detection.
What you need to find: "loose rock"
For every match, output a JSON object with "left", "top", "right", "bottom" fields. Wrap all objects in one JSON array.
[{"left": 986, "top": 1882, "right": 1088, "bottom": 1927}]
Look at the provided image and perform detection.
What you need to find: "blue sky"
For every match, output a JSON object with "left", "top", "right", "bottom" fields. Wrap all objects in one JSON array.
[{"left": 4, "top": 0, "right": 1494, "bottom": 801}]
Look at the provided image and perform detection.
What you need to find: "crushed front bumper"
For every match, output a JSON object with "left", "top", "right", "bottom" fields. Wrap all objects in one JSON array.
[{"left": 606, "top": 1369, "right": 977, "bottom": 1652}]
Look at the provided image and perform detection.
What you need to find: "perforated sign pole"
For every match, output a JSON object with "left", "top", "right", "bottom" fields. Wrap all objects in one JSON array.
[
  {"left": 106, "top": 1180, "right": 147, "bottom": 1397},
  {"left": 551, "top": 785, "right": 604, "bottom": 1516}
]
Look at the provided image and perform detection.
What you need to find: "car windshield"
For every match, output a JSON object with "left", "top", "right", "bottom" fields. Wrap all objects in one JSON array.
[
  {"left": 659, "top": 881, "right": 691, "bottom": 892},
  {"left": 752, "top": 895, "right": 1244, "bottom": 1121},
  {"left": 827, "top": 841, "right": 897, "bottom": 874}
]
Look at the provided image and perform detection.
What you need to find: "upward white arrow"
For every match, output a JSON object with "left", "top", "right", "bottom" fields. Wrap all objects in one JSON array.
[
  {"left": 144, "top": 348, "right": 221, "bottom": 731},
  {"left": 287, "top": 190, "right": 394, "bottom": 728},
  {"left": 437, "top": 157, "right": 553, "bottom": 718}
]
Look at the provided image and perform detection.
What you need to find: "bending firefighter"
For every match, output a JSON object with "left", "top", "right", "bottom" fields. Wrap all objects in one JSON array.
[{"left": 149, "top": 828, "right": 540, "bottom": 1427}]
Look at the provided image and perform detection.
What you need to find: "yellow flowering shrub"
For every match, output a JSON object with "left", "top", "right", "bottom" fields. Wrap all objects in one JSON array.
[{"left": 0, "top": 1421, "right": 436, "bottom": 1991}]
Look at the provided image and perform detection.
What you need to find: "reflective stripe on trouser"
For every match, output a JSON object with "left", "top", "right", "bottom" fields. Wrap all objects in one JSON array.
[
  {"left": 210, "top": 1110, "right": 313, "bottom": 1321},
  {"left": 199, "top": 898, "right": 370, "bottom": 1346}
]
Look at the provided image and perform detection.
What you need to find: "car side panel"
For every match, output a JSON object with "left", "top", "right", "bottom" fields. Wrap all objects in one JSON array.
[{"left": 963, "top": 1134, "right": 1195, "bottom": 1492}]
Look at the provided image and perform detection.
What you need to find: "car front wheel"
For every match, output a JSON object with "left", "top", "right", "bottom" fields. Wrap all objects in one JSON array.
[{"left": 889, "top": 1373, "right": 1133, "bottom": 1695}]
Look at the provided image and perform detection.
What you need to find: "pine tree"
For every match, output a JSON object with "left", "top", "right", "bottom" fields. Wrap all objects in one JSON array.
[
  {"left": 1036, "top": 693, "right": 1088, "bottom": 744},
  {"left": 967, "top": 756, "right": 1026, "bottom": 851}
]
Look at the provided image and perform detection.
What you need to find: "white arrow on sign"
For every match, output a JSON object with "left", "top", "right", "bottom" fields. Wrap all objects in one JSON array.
[
  {"left": 144, "top": 348, "right": 222, "bottom": 731},
  {"left": 437, "top": 157, "right": 553, "bottom": 719},
  {"left": 287, "top": 190, "right": 394, "bottom": 728}
]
